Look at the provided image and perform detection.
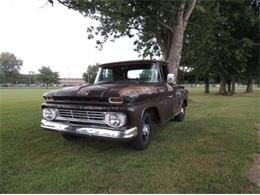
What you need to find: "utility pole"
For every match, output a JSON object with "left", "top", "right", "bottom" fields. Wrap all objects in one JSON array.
[
  {"left": 34, "top": 72, "right": 37, "bottom": 86},
  {"left": 29, "top": 71, "right": 33, "bottom": 86},
  {"left": 29, "top": 71, "right": 35, "bottom": 86},
  {"left": 67, "top": 66, "right": 70, "bottom": 86}
]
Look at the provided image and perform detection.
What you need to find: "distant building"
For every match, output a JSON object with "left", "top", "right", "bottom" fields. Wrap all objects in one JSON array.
[{"left": 59, "top": 78, "right": 85, "bottom": 86}]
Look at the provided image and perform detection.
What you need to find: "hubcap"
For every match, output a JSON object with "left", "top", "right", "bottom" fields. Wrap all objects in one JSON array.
[
  {"left": 181, "top": 107, "right": 184, "bottom": 113},
  {"left": 142, "top": 124, "right": 150, "bottom": 142}
]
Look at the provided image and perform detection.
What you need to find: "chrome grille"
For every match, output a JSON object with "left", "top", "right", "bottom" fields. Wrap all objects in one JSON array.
[{"left": 56, "top": 109, "right": 106, "bottom": 124}]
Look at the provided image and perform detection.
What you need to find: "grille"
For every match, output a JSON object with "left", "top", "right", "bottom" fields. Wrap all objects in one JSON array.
[{"left": 56, "top": 109, "right": 106, "bottom": 124}]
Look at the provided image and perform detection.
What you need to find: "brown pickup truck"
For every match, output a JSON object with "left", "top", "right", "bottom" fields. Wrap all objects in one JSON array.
[{"left": 41, "top": 60, "right": 188, "bottom": 150}]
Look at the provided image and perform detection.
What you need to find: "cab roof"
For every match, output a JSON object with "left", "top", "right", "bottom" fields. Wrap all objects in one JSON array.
[{"left": 99, "top": 60, "right": 168, "bottom": 67}]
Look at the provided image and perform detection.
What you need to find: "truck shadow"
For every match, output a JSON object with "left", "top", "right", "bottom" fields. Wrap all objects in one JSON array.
[{"left": 60, "top": 118, "right": 211, "bottom": 152}]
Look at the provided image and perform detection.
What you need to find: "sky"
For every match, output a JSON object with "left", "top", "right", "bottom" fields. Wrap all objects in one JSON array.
[{"left": 0, "top": 0, "right": 142, "bottom": 78}]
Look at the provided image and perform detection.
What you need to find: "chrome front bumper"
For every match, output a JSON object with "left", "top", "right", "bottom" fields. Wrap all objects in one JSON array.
[{"left": 41, "top": 119, "right": 138, "bottom": 139}]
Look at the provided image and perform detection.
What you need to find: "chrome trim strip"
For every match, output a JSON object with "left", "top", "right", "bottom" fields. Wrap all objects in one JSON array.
[
  {"left": 40, "top": 119, "right": 137, "bottom": 139},
  {"left": 55, "top": 116, "right": 107, "bottom": 125}
]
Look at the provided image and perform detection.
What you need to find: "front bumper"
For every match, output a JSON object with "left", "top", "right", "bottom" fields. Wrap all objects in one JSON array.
[{"left": 41, "top": 119, "right": 138, "bottom": 139}]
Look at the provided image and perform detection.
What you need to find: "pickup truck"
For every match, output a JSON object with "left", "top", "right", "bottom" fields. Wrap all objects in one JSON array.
[{"left": 41, "top": 60, "right": 188, "bottom": 150}]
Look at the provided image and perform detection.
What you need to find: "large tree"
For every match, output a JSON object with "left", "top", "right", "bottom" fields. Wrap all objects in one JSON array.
[
  {"left": 37, "top": 66, "right": 59, "bottom": 88},
  {"left": 0, "top": 52, "right": 23, "bottom": 84},
  {"left": 49, "top": 0, "right": 196, "bottom": 78},
  {"left": 82, "top": 64, "right": 99, "bottom": 84}
]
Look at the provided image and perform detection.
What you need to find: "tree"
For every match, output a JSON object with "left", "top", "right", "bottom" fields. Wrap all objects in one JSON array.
[
  {"left": 244, "top": 43, "right": 260, "bottom": 93},
  {"left": 243, "top": 0, "right": 260, "bottom": 93},
  {"left": 0, "top": 52, "right": 23, "bottom": 84},
  {"left": 215, "top": 0, "right": 256, "bottom": 95},
  {"left": 37, "top": 66, "right": 59, "bottom": 88},
  {"left": 49, "top": 0, "right": 197, "bottom": 78},
  {"left": 181, "top": 0, "right": 259, "bottom": 95},
  {"left": 82, "top": 64, "right": 99, "bottom": 84},
  {"left": 181, "top": 1, "right": 219, "bottom": 94}
]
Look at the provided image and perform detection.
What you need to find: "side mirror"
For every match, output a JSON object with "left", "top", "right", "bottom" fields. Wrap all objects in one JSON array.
[{"left": 167, "top": 73, "right": 176, "bottom": 85}]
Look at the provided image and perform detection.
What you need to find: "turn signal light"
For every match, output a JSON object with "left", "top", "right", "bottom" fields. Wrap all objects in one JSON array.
[{"left": 108, "top": 97, "right": 123, "bottom": 104}]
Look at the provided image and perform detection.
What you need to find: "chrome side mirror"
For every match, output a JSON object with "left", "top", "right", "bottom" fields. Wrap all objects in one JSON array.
[{"left": 167, "top": 73, "right": 176, "bottom": 85}]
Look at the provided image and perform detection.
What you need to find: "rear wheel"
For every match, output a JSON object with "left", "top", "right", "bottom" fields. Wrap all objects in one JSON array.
[
  {"left": 175, "top": 104, "right": 186, "bottom": 122},
  {"left": 130, "top": 112, "right": 152, "bottom": 150}
]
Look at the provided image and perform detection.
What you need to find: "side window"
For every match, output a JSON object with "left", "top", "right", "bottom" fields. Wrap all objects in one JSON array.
[{"left": 161, "top": 65, "right": 168, "bottom": 82}]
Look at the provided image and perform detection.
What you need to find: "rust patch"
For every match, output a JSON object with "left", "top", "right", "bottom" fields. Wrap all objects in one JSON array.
[
  {"left": 247, "top": 153, "right": 260, "bottom": 187},
  {"left": 119, "top": 85, "right": 158, "bottom": 97}
]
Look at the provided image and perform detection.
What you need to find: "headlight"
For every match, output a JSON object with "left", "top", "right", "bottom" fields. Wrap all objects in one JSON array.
[
  {"left": 42, "top": 108, "right": 57, "bottom": 121},
  {"left": 105, "top": 112, "right": 126, "bottom": 128}
]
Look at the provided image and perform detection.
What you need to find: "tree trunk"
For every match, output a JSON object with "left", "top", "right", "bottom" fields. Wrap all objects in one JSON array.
[
  {"left": 204, "top": 78, "right": 210, "bottom": 94},
  {"left": 158, "top": 0, "right": 196, "bottom": 79},
  {"left": 219, "top": 78, "right": 227, "bottom": 95},
  {"left": 246, "top": 79, "right": 254, "bottom": 93},
  {"left": 227, "top": 79, "right": 232, "bottom": 95},
  {"left": 167, "top": 22, "right": 184, "bottom": 78},
  {"left": 231, "top": 79, "right": 235, "bottom": 94}
]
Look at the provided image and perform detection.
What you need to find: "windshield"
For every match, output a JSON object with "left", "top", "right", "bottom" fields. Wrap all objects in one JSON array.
[{"left": 94, "top": 63, "right": 161, "bottom": 84}]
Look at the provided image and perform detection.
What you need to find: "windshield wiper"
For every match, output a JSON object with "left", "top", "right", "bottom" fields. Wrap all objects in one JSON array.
[
  {"left": 96, "top": 81, "right": 114, "bottom": 85},
  {"left": 116, "top": 80, "right": 139, "bottom": 83}
]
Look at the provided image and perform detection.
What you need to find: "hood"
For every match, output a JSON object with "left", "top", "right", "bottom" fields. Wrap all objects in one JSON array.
[{"left": 44, "top": 83, "right": 160, "bottom": 101}]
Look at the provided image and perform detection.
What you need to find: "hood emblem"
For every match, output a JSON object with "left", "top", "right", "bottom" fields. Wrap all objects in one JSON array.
[{"left": 85, "top": 91, "right": 89, "bottom": 96}]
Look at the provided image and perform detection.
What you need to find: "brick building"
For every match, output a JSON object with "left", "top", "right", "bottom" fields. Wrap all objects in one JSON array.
[{"left": 59, "top": 78, "right": 85, "bottom": 86}]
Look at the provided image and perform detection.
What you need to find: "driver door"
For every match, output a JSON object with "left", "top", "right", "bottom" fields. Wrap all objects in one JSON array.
[
  {"left": 165, "top": 83, "right": 176, "bottom": 119},
  {"left": 161, "top": 64, "right": 176, "bottom": 119}
]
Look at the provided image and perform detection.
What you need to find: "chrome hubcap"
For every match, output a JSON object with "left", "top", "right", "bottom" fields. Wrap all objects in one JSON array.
[
  {"left": 142, "top": 124, "right": 150, "bottom": 138},
  {"left": 181, "top": 107, "right": 184, "bottom": 113}
]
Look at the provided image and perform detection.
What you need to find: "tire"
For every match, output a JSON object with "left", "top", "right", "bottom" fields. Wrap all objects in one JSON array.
[
  {"left": 130, "top": 112, "right": 152, "bottom": 150},
  {"left": 62, "top": 133, "right": 78, "bottom": 140},
  {"left": 175, "top": 104, "right": 186, "bottom": 122}
]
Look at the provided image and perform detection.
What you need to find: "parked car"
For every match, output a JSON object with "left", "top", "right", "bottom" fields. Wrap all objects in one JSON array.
[
  {"left": 17, "top": 84, "right": 28, "bottom": 87},
  {"left": 0, "top": 83, "right": 13, "bottom": 87},
  {"left": 40, "top": 60, "right": 188, "bottom": 150}
]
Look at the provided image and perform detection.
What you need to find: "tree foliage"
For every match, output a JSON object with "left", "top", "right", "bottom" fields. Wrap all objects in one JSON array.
[
  {"left": 181, "top": 0, "right": 259, "bottom": 94},
  {"left": 49, "top": 0, "right": 259, "bottom": 94},
  {"left": 242, "top": 0, "right": 260, "bottom": 92},
  {"left": 82, "top": 64, "right": 99, "bottom": 84},
  {"left": 49, "top": 0, "right": 197, "bottom": 77},
  {"left": 0, "top": 52, "right": 23, "bottom": 84},
  {"left": 37, "top": 66, "right": 59, "bottom": 87}
]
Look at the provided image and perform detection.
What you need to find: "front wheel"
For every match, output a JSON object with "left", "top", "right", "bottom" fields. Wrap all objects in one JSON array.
[{"left": 130, "top": 112, "right": 152, "bottom": 150}]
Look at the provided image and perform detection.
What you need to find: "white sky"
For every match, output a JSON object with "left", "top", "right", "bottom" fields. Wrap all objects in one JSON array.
[{"left": 0, "top": 0, "right": 142, "bottom": 78}]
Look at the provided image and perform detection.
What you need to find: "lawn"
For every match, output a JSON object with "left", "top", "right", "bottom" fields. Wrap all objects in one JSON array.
[{"left": 0, "top": 87, "right": 259, "bottom": 193}]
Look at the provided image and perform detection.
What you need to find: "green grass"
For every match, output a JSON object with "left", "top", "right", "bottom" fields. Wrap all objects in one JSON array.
[{"left": 0, "top": 87, "right": 259, "bottom": 193}]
